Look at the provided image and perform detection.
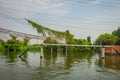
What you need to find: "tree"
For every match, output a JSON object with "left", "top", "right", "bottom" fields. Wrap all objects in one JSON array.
[
  {"left": 10, "top": 34, "right": 17, "bottom": 40},
  {"left": 95, "top": 33, "right": 117, "bottom": 45},
  {"left": 73, "top": 38, "right": 90, "bottom": 45},
  {"left": 2, "top": 35, "right": 23, "bottom": 51},
  {"left": 112, "top": 27, "right": 120, "bottom": 45},
  {"left": 112, "top": 27, "right": 120, "bottom": 37},
  {"left": 65, "top": 30, "right": 74, "bottom": 44},
  {"left": 23, "top": 37, "right": 30, "bottom": 45},
  {"left": 0, "top": 39, "right": 4, "bottom": 43}
]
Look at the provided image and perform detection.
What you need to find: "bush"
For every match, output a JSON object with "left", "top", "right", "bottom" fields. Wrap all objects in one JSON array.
[{"left": 2, "top": 35, "right": 23, "bottom": 51}]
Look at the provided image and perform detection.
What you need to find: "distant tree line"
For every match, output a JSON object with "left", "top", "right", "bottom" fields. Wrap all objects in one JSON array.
[
  {"left": 1, "top": 35, "right": 30, "bottom": 51},
  {"left": 2, "top": 20, "right": 119, "bottom": 52},
  {"left": 95, "top": 27, "right": 120, "bottom": 45}
]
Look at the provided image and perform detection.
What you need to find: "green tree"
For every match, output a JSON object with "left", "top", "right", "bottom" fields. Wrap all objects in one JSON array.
[
  {"left": 23, "top": 37, "right": 30, "bottom": 45},
  {"left": 0, "top": 39, "right": 4, "bottom": 43},
  {"left": 10, "top": 35, "right": 17, "bottom": 40},
  {"left": 95, "top": 33, "right": 117, "bottom": 45},
  {"left": 65, "top": 30, "right": 74, "bottom": 44},
  {"left": 2, "top": 35, "right": 23, "bottom": 51},
  {"left": 112, "top": 27, "right": 120, "bottom": 45},
  {"left": 74, "top": 39, "right": 90, "bottom": 45}
]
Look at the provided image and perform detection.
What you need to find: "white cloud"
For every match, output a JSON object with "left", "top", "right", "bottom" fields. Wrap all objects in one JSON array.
[
  {"left": 0, "top": 0, "right": 74, "bottom": 19},
  {"left": 89, "top": 0, "right": 104, "bottom": 4},
  {"left": 33, "top": 0, "right": 73, "bottom": 15},
  {"left": 0, "top": 0, "right": 75, "bottom": 35}
]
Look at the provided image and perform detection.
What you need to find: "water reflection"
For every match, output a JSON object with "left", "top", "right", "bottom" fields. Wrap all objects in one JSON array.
[
  {"left": 96, "top": 53, "right": 120, "bottom": 70},
  {"left": 41, "top": 50, "right": 94, "bottom": 69},
  {"left": 104, "top": 56, "right": 120, "bottom": 70},
  {"left": 0, "top": 50, "right": 120, "bottom": 80},
  {"left": 0, "top": 52, "right": 20, "bottom": 63},
  {"left": 0, "top": 50, "right": 120, "bottom": 70}
]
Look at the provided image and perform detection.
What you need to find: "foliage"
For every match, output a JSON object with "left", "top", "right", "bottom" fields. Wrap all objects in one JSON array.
[
  {"left": 112, "top": 27, "right": 120, "bottom": 37},
  {"left": 10, "top": 35, "right": 17, "bottom": 40},
  {"left": 0, "top": 39, "right": 4, "bottom": 43},
  {"left": 26, "top": 19, "right": 66, "bottom": 39},
  {"left": 0, "top": 43, "right": 5, "bottom": 52},
  {"left": 73, "top": 38, "right": 91, "bottom": 45},
  {"left": 23, "top": 37, "right": 30, "bottom": 45},
  {"left": 95, "top": 33, "right": 118, "bottom": 45},
  {"left": 2, "top": 35, "right": 24, "bottom": 51},
  {"left": 26, "top": 19, "right": 77, "bottom": 44},
  {"left": 72, "top": 38, "right": 91, "bottom": 51},
  {"left": 65, "top": 30, "right": 75, "bottom": 44},
  {"left": 112, "top": 27, "right": 120, "bottom": 45},
  {"left": 26, "top": 19, "right": 93, "bottom": 52},
  {"left": 30, "top": 46, "right": 41, "bottom": 52}
]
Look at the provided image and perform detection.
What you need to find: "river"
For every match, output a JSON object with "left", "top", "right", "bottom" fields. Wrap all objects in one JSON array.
[{"left": 0, "top": 50, "right": 120, "bottom": 80}]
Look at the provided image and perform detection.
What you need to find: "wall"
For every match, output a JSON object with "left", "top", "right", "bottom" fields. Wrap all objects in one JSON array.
[{"left": 105, "top": 45, "right": 120, "bottom": 54}]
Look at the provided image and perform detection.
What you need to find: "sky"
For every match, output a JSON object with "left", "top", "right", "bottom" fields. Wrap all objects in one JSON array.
[{"left": 0, "top": 0, "right": 120, "bottom": 42}]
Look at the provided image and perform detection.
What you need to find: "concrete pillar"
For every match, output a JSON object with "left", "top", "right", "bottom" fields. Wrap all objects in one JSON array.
[
  {"left": 50, "top": 52, "right": 53, "bottom": 62},
  {"left": 51, "top": 47, "right": 53, "bottom": 53},
  {"left": 101, "top": 58, "right": 105, "bottom": 67},
  {"left": 40, "top": 47, "right": 43, "bottom": 59},
  {"left": 102, "top": 47, "right": 105, "bottom": 58},
  {"left": 66, "top": 46, "right": 68, "bottom": 56},
  {"left": 57, "top": 47, "right": 59, "bottom": 53}
]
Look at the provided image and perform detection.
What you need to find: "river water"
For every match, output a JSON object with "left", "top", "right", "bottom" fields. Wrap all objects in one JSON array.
[{"left": 0, "top": 50, "right": 120, "bottom": 80}]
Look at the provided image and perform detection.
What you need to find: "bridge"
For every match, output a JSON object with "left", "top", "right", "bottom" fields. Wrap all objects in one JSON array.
[
  {"left": 0, "top": 28, "right": 43, "bottom": 40},
  {"left": 18, "top": 43, "right": 120, "bottom": 58},
  {"left": 35, "top": 44, "right": 114, "bottom": 47},
  {"left": 0, "top": 28, "right": 120, "bottom": 59}
]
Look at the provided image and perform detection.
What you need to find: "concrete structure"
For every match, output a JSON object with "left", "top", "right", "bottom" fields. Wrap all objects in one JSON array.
[{"left": 105, "top": 45, "right": 120, "bottom": 56}]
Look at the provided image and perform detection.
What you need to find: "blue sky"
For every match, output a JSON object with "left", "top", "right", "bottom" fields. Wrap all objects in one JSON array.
[{"left": 0, "top": 0, "right": 120, "bottom": 41}]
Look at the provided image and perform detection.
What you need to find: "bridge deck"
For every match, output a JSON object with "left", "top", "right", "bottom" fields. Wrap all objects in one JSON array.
[{"left": 34, "top": 44, "right": 114, "bottom": 48}]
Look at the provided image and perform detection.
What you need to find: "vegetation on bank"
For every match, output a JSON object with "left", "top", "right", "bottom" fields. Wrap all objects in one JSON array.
[
  {"left": 0, "top": 43, "right": 5, "bottom": 52},
  {"left": 95, "top": 27, "right": 120, "bottom": 45},
  {"left": 0, "top": 35, "right": 29, "bottom": 52},
  {"left": 112, "top": 27, "right": 120, "bottom": 45},
  {"left": 95, "top": 33, "right": 118, "bottom": 45},
  {"left": 0, "top": 20, "right": 120, "bottom": 52}
]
